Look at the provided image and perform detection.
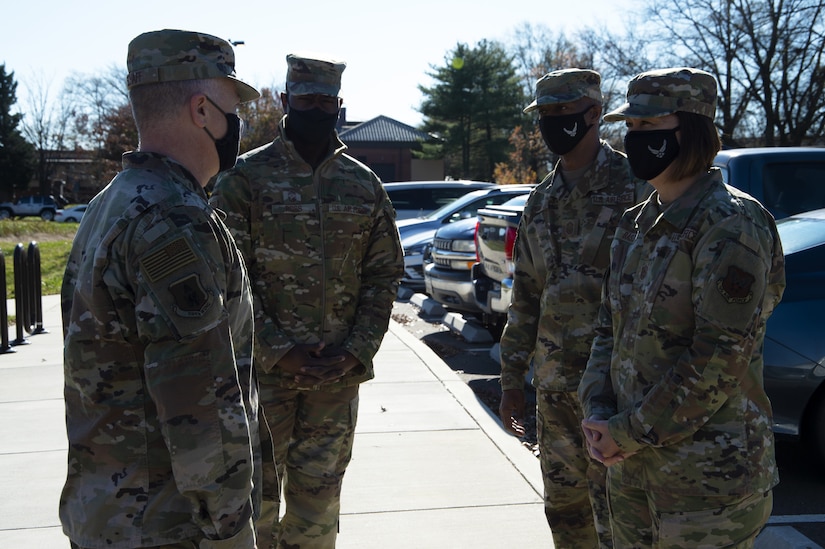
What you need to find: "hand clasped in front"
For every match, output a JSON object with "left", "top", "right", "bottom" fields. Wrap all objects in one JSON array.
[
  {"left": 278, "top": 342, "right": 361, "bottom": 387},
  {"left": 581, "top": 417, "right": 636, "bottom": 467}
]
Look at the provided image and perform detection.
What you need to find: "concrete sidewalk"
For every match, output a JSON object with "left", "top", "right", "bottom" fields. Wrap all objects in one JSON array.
[
  {"left": 0, "top": 295, "right": 547, "bottom": 547},
  {"left": 0, "top": 295, "right": 814, "bottom": 548}
]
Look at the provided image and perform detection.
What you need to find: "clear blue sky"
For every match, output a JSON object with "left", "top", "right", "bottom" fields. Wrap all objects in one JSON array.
[{"left": 3, "top": 0, "right": 635, "bottom": 127}]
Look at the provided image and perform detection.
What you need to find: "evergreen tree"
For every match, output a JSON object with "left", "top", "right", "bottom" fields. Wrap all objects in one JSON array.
[
  {"left": 419, "top": 41, "right": 526, "bottom": 181},
  {"left": 0, "top": 64, "right": 36, "bottom": 200}
]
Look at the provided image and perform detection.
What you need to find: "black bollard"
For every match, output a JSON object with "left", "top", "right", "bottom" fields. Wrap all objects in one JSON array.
[
  {"left": 27, "top": 242, "right": 47, "bottom": 335},
  {"left": 12, "top": 244, "right": 30, "bottom": 346},
  {"left": 0, "top": 249, "right": 15, "bottom": 354}
]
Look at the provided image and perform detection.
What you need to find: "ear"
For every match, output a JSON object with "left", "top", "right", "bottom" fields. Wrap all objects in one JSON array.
[
  {"left": 589, "top": 103, "right": 603, "bottom": 124},
  {"left": 190, "top": 94, "right": 209, "bottom": 128}
]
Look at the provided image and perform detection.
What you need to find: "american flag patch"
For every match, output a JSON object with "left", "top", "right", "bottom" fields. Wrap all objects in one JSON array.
[{"left": 140, "top": 237, "right": 198, "bottom": 283}]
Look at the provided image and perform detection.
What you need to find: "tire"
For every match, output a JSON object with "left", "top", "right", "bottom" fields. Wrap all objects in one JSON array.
[
  {"left": 40, "top": 209, "right": 55, "bottom": 221},
  {"left": 65, "top": 216, "right": 77, "bottom": 223},
  {"left": 0, "top": 209, "right": 11, "bottom": 220}
]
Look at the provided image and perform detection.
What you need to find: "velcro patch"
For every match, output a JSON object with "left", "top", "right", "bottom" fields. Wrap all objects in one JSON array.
[
  {"left": 716, "top": 265, "right": 755, "bottom": 304},
  {"left": 168, "top": 274, "right": 213, "bottom": 317},
  {"left": 140, "top": 237, "right": 198, "bottom": 283}
]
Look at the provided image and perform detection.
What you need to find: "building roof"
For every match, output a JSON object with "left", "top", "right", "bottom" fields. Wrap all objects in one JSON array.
[{"left": 339, "top": 115, "right": 434, "bottom": 144}]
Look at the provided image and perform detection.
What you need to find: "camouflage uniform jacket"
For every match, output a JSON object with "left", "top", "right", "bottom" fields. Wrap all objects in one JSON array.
[
  {"left": 61, "top": 152, "right": 258, "bottom": 548},
  {"left": 579, "top": 169, "right": 785, "bottom": 496},
  {"left": 210, "top": 117, "right": 404, "bottom": 389},
  {"left": 499, "top": 141, "right": 651, "bottom": 392}
]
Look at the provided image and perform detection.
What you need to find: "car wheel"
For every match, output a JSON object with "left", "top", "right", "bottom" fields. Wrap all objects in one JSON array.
[
  {"left": 65, "top": 216, "right": 77, "bottom": 222},
  {"left": 41, "top": 209, "right": 55, "bottom": 221},
  {"left": 0, "top": 209, "right": 10, "bottom": 220},
  {"left": 804, "top": 391, "right": 825, "bottom": 466}
]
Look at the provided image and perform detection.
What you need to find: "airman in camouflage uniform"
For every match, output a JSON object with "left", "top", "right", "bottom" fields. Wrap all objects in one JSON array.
[
  {"left": 498, "top": 69, "right": 651, "bottom": 549},
  {"left": 61, "top": 29, "right": 262, "bottom": 548},
  {"left": 579, "top": 67, "right": 785, "bottom": 548},
  {"left": 210, "top": 53, "right": 404, "bottom": 549}
]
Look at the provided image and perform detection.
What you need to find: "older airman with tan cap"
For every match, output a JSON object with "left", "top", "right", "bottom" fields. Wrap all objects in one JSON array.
[{"left": 61, "top": 28, "right": 262, "bottom": 549}]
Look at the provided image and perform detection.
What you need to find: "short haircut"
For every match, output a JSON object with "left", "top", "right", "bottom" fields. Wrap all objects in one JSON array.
[
  {"left": 669, "top": 111, "right": 722, "bottom": 181},
  {"left": 129, "top": 79, "right": 221, "bottom": 136}
]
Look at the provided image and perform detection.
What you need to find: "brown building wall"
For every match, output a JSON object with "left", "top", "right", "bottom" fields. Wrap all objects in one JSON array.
[{"left": 346, "top": 145, "right": 413, "bottom": 182}]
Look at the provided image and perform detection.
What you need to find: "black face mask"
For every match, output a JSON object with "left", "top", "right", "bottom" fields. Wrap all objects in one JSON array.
[
  {"left": 203, "top": 96, "right": 242, "bottom": 173},
  {"left": 287, "top": 107, "right": 339, "bottom": 144},
  {"left": 623, "top": 127, "right": 681, "bottom": 181},
  {"left": 539, "top": 106, "right": 594, "bottom": 155}
]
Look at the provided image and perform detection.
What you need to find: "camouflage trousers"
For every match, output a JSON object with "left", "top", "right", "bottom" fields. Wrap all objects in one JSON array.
[
  {"left": 256, "top": 384, "right": 359, "bottom": 549},
  {"left": 607, "top": 478, "right": 772, "bottom": 549},
  {"left": 69, "top": 521, "right": 255, "bottom": 548},
  {"left": 71, "top": 537, "right": 255, "bottom": 549},
  {"left": 537, "top": 389, "right": 612, "bottom": 549}
]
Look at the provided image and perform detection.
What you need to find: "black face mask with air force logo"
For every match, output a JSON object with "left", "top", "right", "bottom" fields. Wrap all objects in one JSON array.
[
  {"left": 624, "top": 127, "right": 681, "bottom": 181},
  {"left": 538, "top": 106, "right": 594, "bottom": 155}
]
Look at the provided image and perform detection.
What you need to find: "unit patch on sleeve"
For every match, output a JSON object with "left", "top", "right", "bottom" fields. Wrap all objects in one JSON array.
[
  {"left": 168, "top": 273, "right": 213, "bottom": 317},
  {"left": 716, "top": 265, "right": 755, "bottom": 304}
]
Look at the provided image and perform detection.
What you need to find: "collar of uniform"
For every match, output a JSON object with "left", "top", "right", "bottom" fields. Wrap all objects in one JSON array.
[
  {"left": 548, "top": 140, "right": 612, "bottom": 199},
  {"left": 643, "top": 169, "right": 722, "bottom": 233},
  {"left": 579, "top": 140, "right": 615, "bottom": 193},
  {"left": 122, "top": 151, "right": 206, "bottom": 198}
]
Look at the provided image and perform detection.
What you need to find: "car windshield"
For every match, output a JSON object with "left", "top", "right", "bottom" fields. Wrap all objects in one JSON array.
[
  {"left": 501, "top": 195, "right": 528, "bottom": 207},
  {"left": 777, "top": 217, "right": 825, "bottom": 254},
  {"left": 422, "top": 190, "right": 491, "bottom": 220}
]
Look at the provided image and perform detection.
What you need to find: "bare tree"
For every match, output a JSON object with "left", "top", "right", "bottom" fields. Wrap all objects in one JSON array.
[
  {"left": 20, "top": 72, "right": 74, "bottom": 195},
  {"left": 507, "top": 23, "right": 595, "bottom": 96},
  {"left": 644, "top": 0, "right": 825, "bottom": 146},
  {"left": 64, "top": 64, "right": 129, "bottom": 152},
  {"left": 239, "top": 86, "right": 284, "bottom": 153},
  {"left": 736, "top": 0, "right": 825, "bottom": 145}
]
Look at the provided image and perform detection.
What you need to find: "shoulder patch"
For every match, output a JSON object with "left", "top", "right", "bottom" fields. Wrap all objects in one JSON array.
[
  {"left": 168, "top": 273, "right": 213, "bottom": 317},
  {"left": 716, "top": 265, "right": 755, "bottom": 304},
  {"left": 140, "top": 237, "right": 198, "bottom": 283}
]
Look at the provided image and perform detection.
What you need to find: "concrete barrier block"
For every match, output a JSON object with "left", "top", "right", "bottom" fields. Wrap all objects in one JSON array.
[{"left": 442, "top": 312, "right": 493, "bottom": 343}]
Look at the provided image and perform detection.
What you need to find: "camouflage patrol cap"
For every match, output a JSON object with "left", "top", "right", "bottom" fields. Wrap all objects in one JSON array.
[
  {"left": 126, "top": 29, "right": 260, "bottom": 103},
  {"left": 523, "top": 69, "right": 602, "bottom": 114},
  {"left": 604, "top": 67, "right": 717, "bottom": 122},
  {"left": 286, "top": 53, "right": 346, "bottom": 96}
]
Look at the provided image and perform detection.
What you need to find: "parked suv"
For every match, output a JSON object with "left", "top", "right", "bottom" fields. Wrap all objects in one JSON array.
[{"left": 0, "top": 195, "right": 59, "bottom": 221}]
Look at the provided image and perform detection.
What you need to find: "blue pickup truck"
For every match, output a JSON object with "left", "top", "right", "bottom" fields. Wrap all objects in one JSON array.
[
  {"left": 472, "top": 146, "right": 825, "bottom": 328},
  {"left": 713, "top": 147, "right": 825, "bottom": 219}
]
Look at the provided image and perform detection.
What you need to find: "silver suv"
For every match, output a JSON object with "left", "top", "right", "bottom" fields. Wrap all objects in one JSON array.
[{"left": 0, "top": 195, "right": 59, "bottom": 221}]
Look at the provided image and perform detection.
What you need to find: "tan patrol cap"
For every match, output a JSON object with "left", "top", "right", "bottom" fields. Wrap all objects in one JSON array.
[
  {"left": 523, "top": 69, "right": 602, "bottom": 114},
  {"left": 604, "top": 67, "right": 717, "bottom": 122},
  {"left": 286, "top": 53, "right": 346, "bottom": 96},
  {"left": 126, "top": 29, "right": 260, "bottom": 103}
]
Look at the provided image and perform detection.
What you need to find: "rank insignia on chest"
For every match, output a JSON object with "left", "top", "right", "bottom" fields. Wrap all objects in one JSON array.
[{"left": 716, "top": 265, "right": 755, "bottom": 304}]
